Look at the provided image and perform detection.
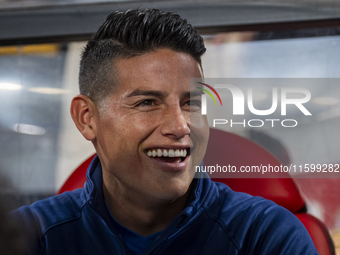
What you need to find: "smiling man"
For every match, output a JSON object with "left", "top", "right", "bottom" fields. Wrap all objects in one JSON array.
[
  {"left": 12, "top": 9, "right": 318, "bottom": 255},
  {"left": 73, "top": 46, "right": 209, "bottom": 237}
]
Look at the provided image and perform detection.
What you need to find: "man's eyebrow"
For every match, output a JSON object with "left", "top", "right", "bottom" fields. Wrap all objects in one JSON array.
[
  {"left": 182, "top": 90, "right": 204, "bottom": 98},
  {"left": 126, "top": 89, "right": 168, "bottom": 98}
]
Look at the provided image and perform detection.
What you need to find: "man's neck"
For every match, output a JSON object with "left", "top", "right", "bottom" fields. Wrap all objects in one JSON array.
[{"left": 102, "top": 175, "right": 192, "bottom": 237}]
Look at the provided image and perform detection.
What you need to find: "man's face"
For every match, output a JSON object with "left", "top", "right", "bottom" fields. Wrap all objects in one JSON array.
[{"left": 93, "top": 48, "right": 209, "bottom": 203}]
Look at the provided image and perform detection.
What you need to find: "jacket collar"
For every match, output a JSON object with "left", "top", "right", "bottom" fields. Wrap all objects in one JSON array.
[{"left": 83, "top": 155, "right": 214, "bottom": 232}]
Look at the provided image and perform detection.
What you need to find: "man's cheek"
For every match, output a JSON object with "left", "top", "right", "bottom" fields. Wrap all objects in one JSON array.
[{"left": 191, "top": 125, "right": 209, "bottom": 164}]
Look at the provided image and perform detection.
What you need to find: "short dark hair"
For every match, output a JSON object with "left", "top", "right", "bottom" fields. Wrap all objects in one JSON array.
[{"left": 79, "top": 9, "right": 206, "bottom": 103}]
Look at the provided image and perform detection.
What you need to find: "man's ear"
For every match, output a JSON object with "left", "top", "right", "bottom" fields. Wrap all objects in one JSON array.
[{"left": 70, "top": 94, "right": 97, "bottom": 141}]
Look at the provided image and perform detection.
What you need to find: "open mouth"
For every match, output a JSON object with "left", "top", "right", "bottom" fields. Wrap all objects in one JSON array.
[{"left": 144, "top": 148, "right": 190, "bottom": 163}]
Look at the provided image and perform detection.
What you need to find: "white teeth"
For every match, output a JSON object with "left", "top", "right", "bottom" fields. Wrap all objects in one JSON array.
[
  {"left": 169, "top": 149, "right": 175, "bottom": 157},
  {"left": 157, "top": 149, "right": 162, "bottom": 157},
  {"left": 174, "top": 149, "right": 180, "bottom": 157},
  {"left": 146, "top": 148, "right": 188, "bottom": 158}
]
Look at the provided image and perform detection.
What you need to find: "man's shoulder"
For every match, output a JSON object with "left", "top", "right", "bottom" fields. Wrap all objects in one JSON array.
[
  {"left": 204, "top": 181, "right": 318, "bottom": 254},
  {"left": 11, "top": 189, "right": 86, "bottom": 233}
]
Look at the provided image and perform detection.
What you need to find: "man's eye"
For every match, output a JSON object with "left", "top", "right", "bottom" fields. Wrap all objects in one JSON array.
[
  {"left": 137, "top": 99, "right": 155, "bottom": 107},
  {"left": 186, "top": 100, "right": 201, "bottom": 107}
]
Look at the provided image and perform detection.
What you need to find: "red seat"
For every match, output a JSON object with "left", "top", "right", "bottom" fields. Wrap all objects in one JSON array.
[
  {"left": 58, "top": 128, "right": 335, "bottom": 255},
  {"left": 204, "top": 129, "right": 305, "bottom": 213},
  {"left": 296, "top": 213, "right": 335, "bottom": 255}
]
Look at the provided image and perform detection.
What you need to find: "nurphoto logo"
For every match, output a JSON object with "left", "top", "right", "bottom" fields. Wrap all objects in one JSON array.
[{"left": 196, "top": 80, "right": 312, "bottom": 128}]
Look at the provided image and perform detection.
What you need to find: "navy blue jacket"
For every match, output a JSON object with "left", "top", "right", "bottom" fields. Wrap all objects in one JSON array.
[{"left": 12, "top": 156, "right": 318, "bottom": 254}]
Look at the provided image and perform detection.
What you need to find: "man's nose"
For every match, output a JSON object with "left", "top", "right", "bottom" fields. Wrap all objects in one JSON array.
[{"left": 160, "top": 107, "right": 190, "bottom": 140}]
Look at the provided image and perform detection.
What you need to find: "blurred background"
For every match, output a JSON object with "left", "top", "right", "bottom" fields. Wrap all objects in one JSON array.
[{"left": 0, "top": 0, "right": 340, "bottom": 252}]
